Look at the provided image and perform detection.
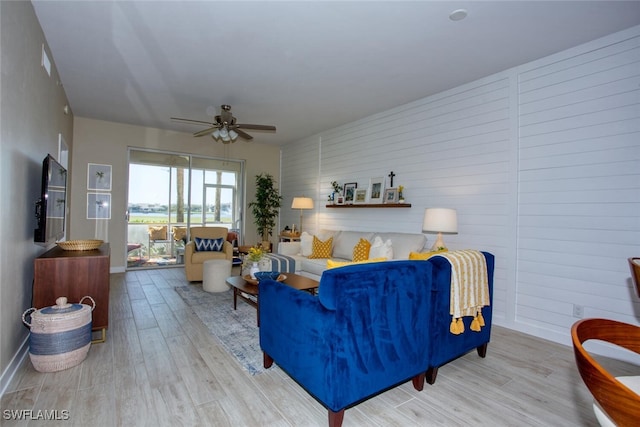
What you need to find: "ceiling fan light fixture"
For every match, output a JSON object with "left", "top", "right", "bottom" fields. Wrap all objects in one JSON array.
[
  {"left": 219, "top": 126, "right": 229, "bottom": 138},
  {"left": 229, "top": 129, "right": 238, "bottom": 141},
  {"left": 212, "top": 129, "right": 220, "bottom": 139}
]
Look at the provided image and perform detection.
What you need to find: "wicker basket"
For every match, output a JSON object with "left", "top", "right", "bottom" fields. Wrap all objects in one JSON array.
[
  {"left": 22, "top": 296, "right": 95, "bottom": 372},
  {"left": 57, "top": 239, "right": 103, "bottom": 251}
]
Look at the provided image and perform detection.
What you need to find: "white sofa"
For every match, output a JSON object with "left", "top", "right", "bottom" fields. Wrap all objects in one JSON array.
[{"left": 277, "top": 230, "right": 428, "bottom": 281}]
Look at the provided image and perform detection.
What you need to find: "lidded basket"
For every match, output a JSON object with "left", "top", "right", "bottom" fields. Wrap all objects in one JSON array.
[{"left": 22, "top": 296, "right": 95, "bottom": 372}]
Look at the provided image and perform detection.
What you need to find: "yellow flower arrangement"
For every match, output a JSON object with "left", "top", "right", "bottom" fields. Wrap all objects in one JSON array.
[
  {"left": 398, "top": 185, "right": 404, "bottom": 199},
  {"left": 247, "top": 246, "right": 265, "bottom": 262}
]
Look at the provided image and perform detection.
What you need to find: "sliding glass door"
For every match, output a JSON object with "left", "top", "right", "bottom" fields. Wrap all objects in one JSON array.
[{"left": 126, "top": 149, "right": 243, "bottom": 269}]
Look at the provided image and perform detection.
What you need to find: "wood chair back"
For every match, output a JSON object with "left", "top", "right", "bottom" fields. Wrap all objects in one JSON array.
[
  {"left": 571, "top": 318, "right": 640, "bottom": 426},
  {"left": 628, "top": 257, "right": 640, "bottom": 298}
]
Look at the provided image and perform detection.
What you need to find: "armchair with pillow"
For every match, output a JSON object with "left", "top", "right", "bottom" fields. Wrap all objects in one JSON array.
[{"left": 184, "top": 226, "right": 233, "bottom": 281}]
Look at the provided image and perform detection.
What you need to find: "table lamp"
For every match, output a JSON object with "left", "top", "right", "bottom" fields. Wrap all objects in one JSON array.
[
  {"left": 291, "top": 197, "right": 314, "bottom": 232},
  {"left": 422, "top": 208, "right": 458, "bottom": 251}
]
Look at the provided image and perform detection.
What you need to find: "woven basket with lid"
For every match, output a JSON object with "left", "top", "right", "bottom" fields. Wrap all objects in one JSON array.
[{"left": 22, "top": 296, "right": 95, "bottom": 372}]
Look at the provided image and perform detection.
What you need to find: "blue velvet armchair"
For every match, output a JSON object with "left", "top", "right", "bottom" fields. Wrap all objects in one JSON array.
[
  {"left": 259, "top": 260, "right": 435, "bottom": 427},
  {"left": 426, "top": 251, "right": 495, "bottom": 383}
]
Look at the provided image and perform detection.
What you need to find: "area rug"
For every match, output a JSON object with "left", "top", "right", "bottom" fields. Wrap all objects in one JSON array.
[{"left": 174, "top": 284, "right": 264, "bottom": 375}]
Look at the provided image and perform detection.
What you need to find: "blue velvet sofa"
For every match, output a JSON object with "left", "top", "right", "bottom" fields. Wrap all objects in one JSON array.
[{"left": 259, "top": 253, "right": 494, "bottom": 427}]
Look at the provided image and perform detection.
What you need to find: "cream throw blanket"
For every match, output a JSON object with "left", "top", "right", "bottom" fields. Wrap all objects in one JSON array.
[{"left": 435, "top": 250, "right": 489, "bottom": 335}]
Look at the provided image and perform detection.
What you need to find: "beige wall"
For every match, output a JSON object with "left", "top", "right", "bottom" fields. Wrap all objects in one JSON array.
[
  {"left": 71, "top": 117, "right": 281, "bottom": 271},
  {"left": 0, "top": 1, "right": 74, "bottom": 388}
]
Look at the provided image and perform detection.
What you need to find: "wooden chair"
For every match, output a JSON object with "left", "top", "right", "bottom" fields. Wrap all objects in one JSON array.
[
  {"left": 628, "top": 257, "right": 640, "bottom": 298},
  {"left": 571, "top": 318, "right": 640, "bottom": 426}
]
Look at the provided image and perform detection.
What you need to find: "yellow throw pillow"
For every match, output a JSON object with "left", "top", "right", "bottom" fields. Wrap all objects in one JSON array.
[
  {"left": 308, "top": 236, "right": 333, "bottom": 259},
  {"left": 409, "top": 249, "right": 448, "bottom": 260},
  {"left": 352, "top": 238, "right": 371, "bottom": 262},
  {"left": 327, "top": 257, "right": 387, "bottom": 269}
]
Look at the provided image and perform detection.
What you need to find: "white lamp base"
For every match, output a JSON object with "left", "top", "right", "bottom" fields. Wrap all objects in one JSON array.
[{"left": 430, "top": 232, "right": 447, "bottom": 251}]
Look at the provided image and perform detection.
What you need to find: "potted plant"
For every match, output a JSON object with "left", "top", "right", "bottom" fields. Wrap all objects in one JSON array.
[
  {"left": 248, "top": 173, "right": 282, "bottom": 248},
  {"left": 331, "top": 181, "right": 343, "bottom": 204}
]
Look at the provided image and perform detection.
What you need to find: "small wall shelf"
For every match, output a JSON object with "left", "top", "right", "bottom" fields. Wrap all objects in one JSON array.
[{"left": 326, "top": 203, "right": 411, "bottom": 208}]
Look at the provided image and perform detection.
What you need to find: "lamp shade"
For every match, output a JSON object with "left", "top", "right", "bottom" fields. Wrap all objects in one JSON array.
[
  {"left": 292, "top": 197, "right": 314, "bottom": 210},
  {"left": 422, "top": 208, "right": 458, "bottom": 233}
]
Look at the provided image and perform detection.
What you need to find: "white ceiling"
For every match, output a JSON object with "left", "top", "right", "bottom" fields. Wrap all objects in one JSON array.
[{"left": 32, "top": 1, "right": 640, "bottom": 146}]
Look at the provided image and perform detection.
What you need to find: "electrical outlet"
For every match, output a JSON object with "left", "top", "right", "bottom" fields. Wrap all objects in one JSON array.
[{"left": 573, "top": 304, "right": 584, "bottom": 318}]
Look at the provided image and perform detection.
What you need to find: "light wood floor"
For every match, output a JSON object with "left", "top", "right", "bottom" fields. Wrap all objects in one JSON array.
[{"left": 3, "top": 267, "right": 637, "bottom": 426}]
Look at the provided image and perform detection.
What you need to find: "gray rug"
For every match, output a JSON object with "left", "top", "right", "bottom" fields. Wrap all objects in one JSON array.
[{"left": 174, "top": 284, "right": 264, "bottom": 375}]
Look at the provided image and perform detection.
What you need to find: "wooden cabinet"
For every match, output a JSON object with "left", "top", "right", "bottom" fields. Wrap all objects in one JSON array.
[{"left": 33, "top": 243, "right": 110, "bottom": 342}]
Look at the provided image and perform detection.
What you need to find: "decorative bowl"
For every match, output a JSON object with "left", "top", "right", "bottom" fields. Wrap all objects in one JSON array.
[
  {"left": 57, "top": 239, "right": 103, "bottom": 251},
  {"left": 243, "top": 272, "right": 286, "bottom": 285}
]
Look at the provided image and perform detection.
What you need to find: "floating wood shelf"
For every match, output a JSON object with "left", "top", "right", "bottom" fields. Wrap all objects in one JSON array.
[{"left": 325, "top": 203, "right": 411, "bottom": 208}]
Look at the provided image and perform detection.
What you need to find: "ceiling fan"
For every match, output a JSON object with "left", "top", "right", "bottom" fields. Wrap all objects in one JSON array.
[{"left": 171, "top": 104, "right": 276, "bottom": 143}]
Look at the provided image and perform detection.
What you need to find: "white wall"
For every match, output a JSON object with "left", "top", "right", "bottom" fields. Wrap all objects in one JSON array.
[
  {"left": 0, "top": 1, "right": 74, "bottom": 392},
  {"left": 280, "top": 26, "right": 640, "bottom": 349}
]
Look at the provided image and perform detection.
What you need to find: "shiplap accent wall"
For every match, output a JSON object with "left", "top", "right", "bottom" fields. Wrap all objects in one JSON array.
[
  {"left": 515, "top": 31, "right": 640, "bottom": 340},
  {"left": 279, "top": 25, "right": 640, "bottom": 346}
]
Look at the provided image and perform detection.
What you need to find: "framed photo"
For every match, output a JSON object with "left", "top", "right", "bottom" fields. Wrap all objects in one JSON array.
[
  {"left": 87, "top": 163, "right": 112, "bottom": 191},
  {"left": 368, "top": 177, "right": 384, "bottom": 204},
  {"left": 87, "top": 192, "right": 111, "bottom": 220},
  {"left": 343, "top": 182, "right": 357, "bottom": 204},
  {"left": 354, "top": 189, "right": 368, "bottom": 204},
  {"left": 383, "top": 188, "right": 399, "bottom": 204}
]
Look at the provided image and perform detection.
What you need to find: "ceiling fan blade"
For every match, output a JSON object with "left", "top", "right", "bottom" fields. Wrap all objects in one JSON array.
[
  {"left": 236, "top": 124, "right": 276, "bottom": 131},
  {"left": 193, "top": 127, "right": 218, "bottom": 137},
  {"left": 234, "top": 128, "right": 253, "bottom": 140},
  {"left": 171, "top": 117, "right": 215, "bottom": 126}
]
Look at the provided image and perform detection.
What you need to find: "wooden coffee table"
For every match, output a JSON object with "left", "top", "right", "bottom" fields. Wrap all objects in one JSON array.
[{"left": 225, "top": 273, "right": 319, "bottom": 326}]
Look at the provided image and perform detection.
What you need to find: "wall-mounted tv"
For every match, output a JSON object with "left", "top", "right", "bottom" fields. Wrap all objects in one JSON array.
[{"left": 34, "top": 154, "right": 67, "bottom": 244}]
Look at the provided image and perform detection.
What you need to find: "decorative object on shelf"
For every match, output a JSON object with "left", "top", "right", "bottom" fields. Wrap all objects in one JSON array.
[
  {"left": 330, "top": 181, "right": 343, "bottom": 204},
  {"left": 422, "top": 208, "right": 458, "bottom": 251},
  {"left": 87, "top": 163, "right": 112, "bottom": 191},
  {"left": 248, "top": 173, "right": 282, "bottom": 246},
  {"left": 291, "top": 197, "right": 314, "bottom": 232},
  {"left": 354, "top": 188, "right": 368, "bottom": 204},
  {"left": 383, "top": 188, "right": 399, "bottom": 204},
  {"left": 368, "top": 177, "right": 384, "bottom": 204},
  {"left": 343, "top": 182, "right": 357, "bottom": 204},
  {"left": 87, "top": 193, "right": 111, "bottom": 220},
  {"left": 388, "top": 171, "right": 396, "bottom": 187},
  {"left": 242, "top": 273, "right": 287, "bottom": 285},
  {"left": 57, "top": 239, "right": 103, "bottom": 251},
  {"left": 398, "top": 185, "right": 405, "bottom": 203}
]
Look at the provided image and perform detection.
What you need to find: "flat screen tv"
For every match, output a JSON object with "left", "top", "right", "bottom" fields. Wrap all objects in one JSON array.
[{"left": 34, "top": 154, "right": 67, "bottom": 244}]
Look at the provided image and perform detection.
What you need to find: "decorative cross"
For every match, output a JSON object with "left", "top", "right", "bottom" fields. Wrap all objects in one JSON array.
[{"left": 388, "top": 171, "right": 396, "bottom": 187}]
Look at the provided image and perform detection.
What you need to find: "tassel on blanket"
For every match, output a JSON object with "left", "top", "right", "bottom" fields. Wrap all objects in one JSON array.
[
  {"left": 450, "top": 317, "right": 465, "bottom": 335},
  {"left": 470, "top": 308, "right": 485, "bottom": 332}
]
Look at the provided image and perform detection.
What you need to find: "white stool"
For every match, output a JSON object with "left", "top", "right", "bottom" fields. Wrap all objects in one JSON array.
[{"left": 202, "top": 259, "right": 231, "bottom": 293}]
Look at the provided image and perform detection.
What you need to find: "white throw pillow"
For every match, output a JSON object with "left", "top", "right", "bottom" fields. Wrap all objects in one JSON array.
[
  {"left": 369, "top": 236, "right": 393, "bottom": 260},
  {"left": 300, "top": 232, "right": 314, "bottom": 256}
]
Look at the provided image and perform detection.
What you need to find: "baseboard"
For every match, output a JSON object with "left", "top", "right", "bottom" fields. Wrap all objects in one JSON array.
[{"left": 0, "top": 335, "right": 29, "bottom": 397}]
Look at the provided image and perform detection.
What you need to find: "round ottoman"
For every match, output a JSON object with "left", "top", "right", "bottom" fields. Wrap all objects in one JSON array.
[{"left": 202, "top": 259, "right": 232, "bottom": 293}]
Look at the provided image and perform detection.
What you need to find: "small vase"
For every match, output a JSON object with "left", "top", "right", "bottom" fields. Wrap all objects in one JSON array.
[{"left": 249, "top": 262, "right": 260, "bottom": 279}]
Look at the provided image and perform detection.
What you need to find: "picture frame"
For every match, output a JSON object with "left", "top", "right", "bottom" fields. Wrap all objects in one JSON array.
[
  {"left": 368, "top": 177, "right": 384, "bottom": 204},
  {"left": 87, "top": 163, "right": 112, "bottom": 191},
  {"left": 354, "top": 188, "right": 368, "bottom": 204},
  {"left": 343, "top": 182, "right": 357, "bottom": 204},
  {"left": 87, "top": 192, "right": 111, "bottom": 220},
  {"left": 383, "top": 188, "right": 399, "bottom": 204}
]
